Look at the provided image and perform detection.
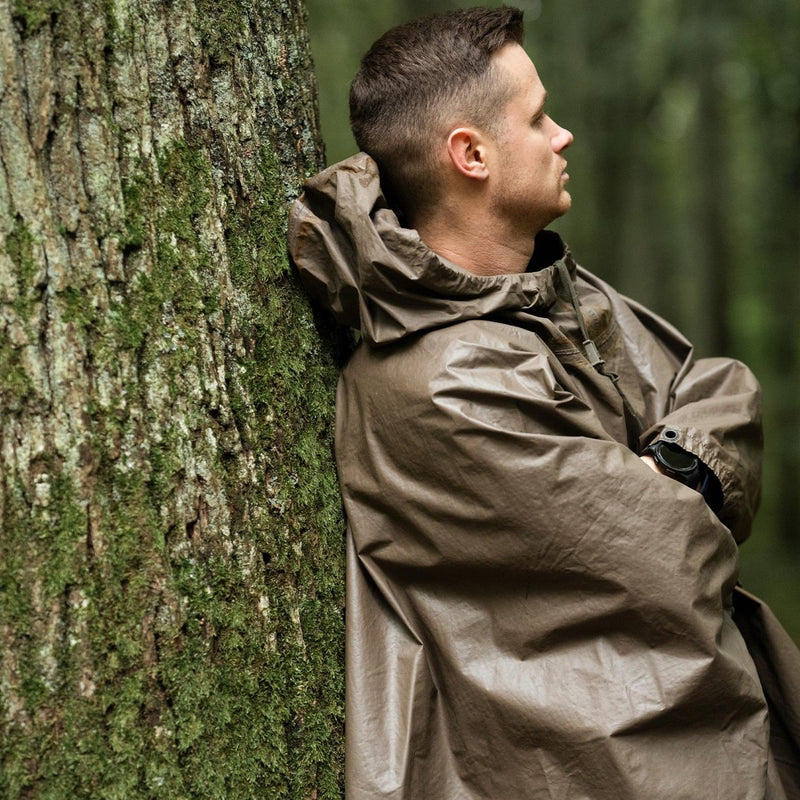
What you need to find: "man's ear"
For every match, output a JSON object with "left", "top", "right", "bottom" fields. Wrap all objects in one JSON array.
[{"left": 446, "top": 127, "right": 490, "bottom": 181}]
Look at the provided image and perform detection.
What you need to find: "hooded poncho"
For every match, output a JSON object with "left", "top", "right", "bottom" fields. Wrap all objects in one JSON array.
[{"left": 289, "top": 153, "right": 785, "bottom": 800}]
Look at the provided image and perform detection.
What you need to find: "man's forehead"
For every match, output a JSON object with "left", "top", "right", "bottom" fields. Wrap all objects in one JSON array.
[
  {"left": 493, "top": 43, "right": 546, "bottom": 105},
  {"left": 493, "top": 43, "right": 539, "bottom": 77}
]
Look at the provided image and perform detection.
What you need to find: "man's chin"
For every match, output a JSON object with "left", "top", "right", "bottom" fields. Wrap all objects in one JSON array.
[{"left": 547, "top": 197, "right": 571, "bottom": 226}]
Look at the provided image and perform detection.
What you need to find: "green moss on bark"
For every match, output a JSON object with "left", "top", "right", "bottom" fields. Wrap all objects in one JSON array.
[
  {"left": 1, "top": 0, "right": 341, "bottom": 795},
  {"left": 5, "top": 217, "right": 37, "bottom": 286},
  {"left": 11, "top": 0, "right": 61, "bottom": 35},
  {"left": 0, "top": 346, "right": 34, "bottom": 409}
]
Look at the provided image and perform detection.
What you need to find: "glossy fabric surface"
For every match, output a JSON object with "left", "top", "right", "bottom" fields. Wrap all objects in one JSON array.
[{"left": 289, "top": 154, "right": 780, "bottom": 800}]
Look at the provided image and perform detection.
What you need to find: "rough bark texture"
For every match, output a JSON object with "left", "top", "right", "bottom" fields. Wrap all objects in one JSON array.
[{"left": 0, "top": 0, "right": 344, "bottom": 797}]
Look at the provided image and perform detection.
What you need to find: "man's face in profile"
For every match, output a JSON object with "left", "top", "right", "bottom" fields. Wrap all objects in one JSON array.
[{"left": 486, "top": 44, "right": 574, "bottom": 233}]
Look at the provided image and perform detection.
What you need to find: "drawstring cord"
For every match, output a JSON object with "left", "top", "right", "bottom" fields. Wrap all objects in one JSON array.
[{"left": 556, "top": 260, "right": 645, "bottom": 451}]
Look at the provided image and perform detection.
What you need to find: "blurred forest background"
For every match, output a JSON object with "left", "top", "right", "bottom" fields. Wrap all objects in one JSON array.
[{"left": 304, "top": 0, "right": 800, "bottom": 639}]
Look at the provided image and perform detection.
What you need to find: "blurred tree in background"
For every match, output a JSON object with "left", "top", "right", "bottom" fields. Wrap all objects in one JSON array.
[{"left": 306, "top": 0, "right": 800, "bottom": 640}]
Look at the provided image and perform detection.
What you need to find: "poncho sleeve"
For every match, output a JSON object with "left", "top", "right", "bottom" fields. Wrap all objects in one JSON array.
[
  {"left": 643, "top": 355, "right": 762, "bottom": 543},
  {"left": 581, "top": 274, "right": 763, "bottom": 544}
]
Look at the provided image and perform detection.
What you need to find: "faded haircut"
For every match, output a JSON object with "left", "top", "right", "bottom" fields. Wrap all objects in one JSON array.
[{"left": 349, "top": 6, "right": 524, "bottom": 224}]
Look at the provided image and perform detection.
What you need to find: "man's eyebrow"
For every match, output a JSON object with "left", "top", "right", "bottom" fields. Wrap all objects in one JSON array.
[{"left": 533, "top": 91, "right": 548, "bottom": 116}]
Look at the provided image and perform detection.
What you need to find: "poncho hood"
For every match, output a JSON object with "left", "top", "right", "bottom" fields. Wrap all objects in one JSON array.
[{"left": 288, "top": 152, "right": 571, "bottom": 345}]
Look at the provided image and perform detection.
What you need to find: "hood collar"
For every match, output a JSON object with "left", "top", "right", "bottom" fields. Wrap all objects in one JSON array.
[{"left": 288, "top": 153, "right": 577, "bottom": 346}]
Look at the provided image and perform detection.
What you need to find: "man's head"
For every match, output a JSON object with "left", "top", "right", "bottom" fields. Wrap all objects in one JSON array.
[{"left": 349, "top": 6, "right": 524, "bottom": 224}]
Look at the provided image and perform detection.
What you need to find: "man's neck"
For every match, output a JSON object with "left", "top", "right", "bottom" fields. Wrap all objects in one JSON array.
[{"left": 415, "top": 213, "right": 537, "bottom": 276}]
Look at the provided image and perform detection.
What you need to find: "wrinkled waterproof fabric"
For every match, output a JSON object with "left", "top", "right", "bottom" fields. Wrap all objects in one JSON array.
[
  {"left": 734, "top": 587, "right": 800, "bottom": 799},
  {"left": 289, "top": 153, "right": 782, "bottom": 800}
]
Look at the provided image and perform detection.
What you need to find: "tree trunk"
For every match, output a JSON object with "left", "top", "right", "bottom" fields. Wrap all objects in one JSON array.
[{"left": 0, "top": 0, "right": 344, "bottom": 797}]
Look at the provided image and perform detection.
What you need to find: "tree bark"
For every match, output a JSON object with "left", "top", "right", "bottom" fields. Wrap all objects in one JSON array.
[{"left": 0, "top": 0, "right": 344, "bottom": 797}]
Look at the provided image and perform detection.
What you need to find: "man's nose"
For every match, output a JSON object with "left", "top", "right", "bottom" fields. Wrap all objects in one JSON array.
[{"left": 552, "top": 124, "right": 573, "bottom": 151}]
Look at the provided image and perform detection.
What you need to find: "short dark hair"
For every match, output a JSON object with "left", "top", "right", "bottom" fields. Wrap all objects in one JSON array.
[{"left": 349, "top": 6, "right": 524, "bottom": 223}]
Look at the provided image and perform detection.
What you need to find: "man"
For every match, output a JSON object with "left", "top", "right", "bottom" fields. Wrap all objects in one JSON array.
[{"left": 289, "top": 7, "right": 785, "bottom": 799}]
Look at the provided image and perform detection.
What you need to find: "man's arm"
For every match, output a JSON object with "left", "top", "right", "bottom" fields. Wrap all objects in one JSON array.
[
  {"left": 589, "top": 275, "right": 763, "bottom": 543},
  {"left": 640, "top": 354, "right": 763, "bottom": 543}
]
